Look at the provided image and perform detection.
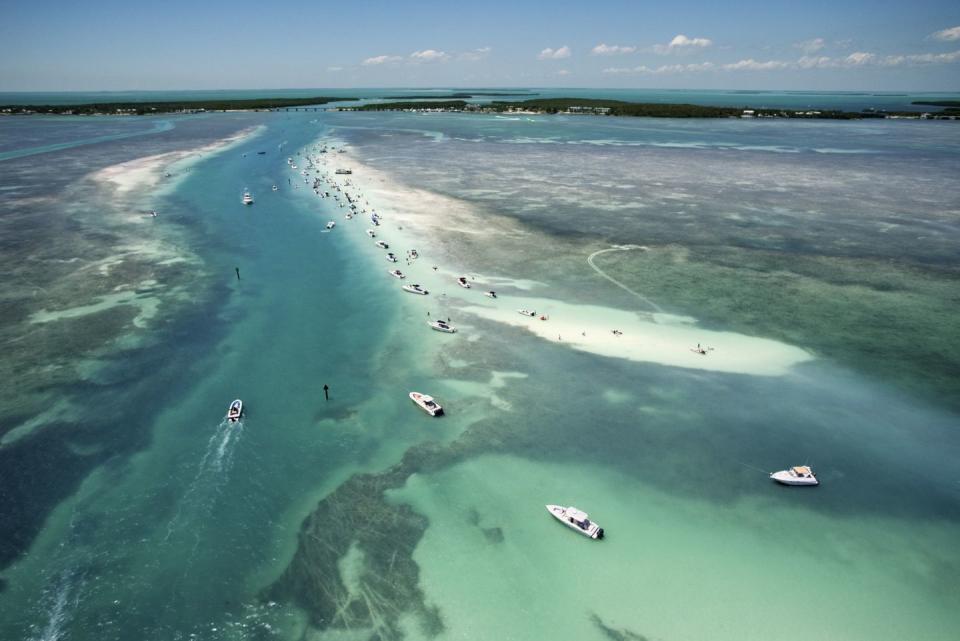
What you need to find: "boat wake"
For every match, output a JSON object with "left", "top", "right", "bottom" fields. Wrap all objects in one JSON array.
[
  {"left": 162, "top": 419, "right": 244, "bottom": 543},
  {"left": 29, "top": 569, "right": 78, "bottom": 641},
  {"left": 586, "top": 245, "right": 663, "bottom": 313}
]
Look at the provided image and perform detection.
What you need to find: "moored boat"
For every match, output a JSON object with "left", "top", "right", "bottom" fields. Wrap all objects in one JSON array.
[
  {"left": 367, "top": 229, "right": 377, "bottom": 237},
  {"left": 409, "top": 391, "right": 443, "bottom": 416},
  {"left": 326, "top": 221, "right": 336, "bottom": 229},
  {"left": 375, "top": 240, "right": 389, "bottom": 249},
  {"left": 485, "top": 291, "right": 497, "bottom": 298},
  {"left": 771, "top": 466, "right": 819, "bottom": 486},
  {"left": 388, "top": 269, "right": 405, "bottom": 279},
  {"left": 545, "top": 505, "right": 604, "bottom": 539},
  {"left": 242, "top": 191, "right": 254, "bottom": 205},
  {"left": 428, "top": 320, "right": 456, "bottom": 333},
  {"left": 386, "top": 252, "right": 398, "bottom": 262},
  {"left": 402, "top": 284, "right": 429, "bottom": 295},
  {"left": 457, "top": 277, "right": 471, "bottom": 289},
  {"left": 226, "top": 399, "right": 243, "bottom": 422},
  {"left": 518, "top": 309, "right": 536, "bottom": 317}
]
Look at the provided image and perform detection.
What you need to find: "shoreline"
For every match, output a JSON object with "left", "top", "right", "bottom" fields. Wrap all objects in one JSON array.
[
  {"left": 304, "top": 136, "right": 813, "bottom": 377},
  {"left": 91, "top": 124, "right": 262, "bottom": 198}
]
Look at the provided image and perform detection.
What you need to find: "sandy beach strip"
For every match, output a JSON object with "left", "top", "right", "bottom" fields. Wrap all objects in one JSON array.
[
  {"left": 302, "top": 137, "right": 813, "bottom": 377},
  {"left": 91, "top": 125, "right": 263, "bottom": 196}
]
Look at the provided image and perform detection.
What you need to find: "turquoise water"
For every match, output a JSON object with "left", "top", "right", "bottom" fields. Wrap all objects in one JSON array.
[{"left": 1, "top": 105, "right": 959, "bottom": 640}]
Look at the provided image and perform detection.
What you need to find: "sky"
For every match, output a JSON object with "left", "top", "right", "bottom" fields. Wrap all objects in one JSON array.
[{"left": 1, "top": 0, "right": 959, "bottom": 91}]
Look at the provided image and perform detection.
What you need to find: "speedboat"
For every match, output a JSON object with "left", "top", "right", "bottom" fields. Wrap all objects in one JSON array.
[
  {"left": 226, "top": 399, "right": 243, "bottom": 423},
  {"left": 388, "top": 269, "right": 405, "bottom": 279},
  {"left": 375, "top": 241, "right": 389, "bottom": 249},
  {"left": 367, "top": 229, "right": 377, "bottom": 237},
  {"left": 326, "top": 221, "right": 336, "bottom": 229},
  {"left": 429, "top": 320, "right": 456, "bottom": 333},
  {"left": 518, "top": 309, "right": 536, "bottom": 317},
  {"left": 485, "top": 291, "right": 497, "bottom": 298},
  {"left": 386, "top": 252, "right": 398, "bottom": 262},
  {"left": 457, "top": 277, "right": 471, "bottom": 289},
  {"left": 771, "top": 466, "right": 819, "bottom": 486},
  {"left": 242, "top": 191, "right": 254, "bottom": 205},
  {"left": 545, "top": 505, "right": 604, "bottom": 540},
  {"left": 272, "top": 184, "right": 278, "bottom": 191},
  {"left": 410, "top": 249, "right": 419, "bottom": 259},
  {"left": 409, "top": 391, "right": 443, "bottom": 416},
  {"left": 402, "top": 284, "right": 429, "bottom": 295}
]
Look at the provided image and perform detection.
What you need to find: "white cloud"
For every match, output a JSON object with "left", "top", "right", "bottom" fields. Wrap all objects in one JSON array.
[
  {"left": 362, "top": 55, "right": 402, "bottom": 66},
  {"left": 538, "top": 45, "right": 571, "bottom": 60},
  {"left": 723, "top": 58, "right": 789, "bottom": 71},
  {"left": 653, "top": 34, "right": 713, "bottom": 54},
  {"left": 410, "top": 49, "right": 450, "bottom": 62},
  {"left": 796, "top": 55, "right": 833, "bottom": 69},
  {"left": 932, "top": 26, "right": 960, "bottom": 41},
  {"left": 591, "top": 43, "right": 637, "bottom": 56},
  {"left": 326, "top": 66, "right": 343, "bottom": 72},
  {"left": 887, "top": 50, "right": 960, "bottom": 65},
  {"left": 556, "top": 69, "right": 571, "bottom": 76},
  {"left": 602, "top": 62, "right": 714, "bottom": 75},
  {"left": 796, "top": 37, "right": 826, "bottom": 54},
  {"left": 844, "top": 51, "right": 875, "bottom": 66},
  {"left": 459, "top": 47, "right": 492, "bottom": 61}
]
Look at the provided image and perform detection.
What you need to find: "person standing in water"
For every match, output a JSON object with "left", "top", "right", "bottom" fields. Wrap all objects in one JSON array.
[{"left": 235, "top": 267, "right": 240, "bottom": 280}]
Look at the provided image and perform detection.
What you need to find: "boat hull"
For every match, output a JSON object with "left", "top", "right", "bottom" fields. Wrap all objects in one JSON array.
[
  {"left": 546, "top": 505, "right": 603, "bottom": 539},
  {"left": 770, "top": 471, "right": 819, "bottom": 486}
]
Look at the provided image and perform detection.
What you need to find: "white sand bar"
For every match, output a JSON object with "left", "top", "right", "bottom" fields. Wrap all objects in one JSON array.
[{"left": 461, "top": 296, "right": 812, "bottom": 376}]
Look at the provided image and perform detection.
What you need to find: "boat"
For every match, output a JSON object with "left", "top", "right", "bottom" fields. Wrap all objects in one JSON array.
[
  {"left": 272, "top": 184, "right": 278, "bottom": 191},
  {"left": 402, "top": 284, "right": 429, "bottom": 295},
  {"left": 226, "top": 399, "right": 243, "bottom": 423},
  {"left": 485, "top": 291, "right": 497, "bottom": 298},
  {"left": 386, "top": 252, "right": 398, "bottom": 262},
  {"left": 545, "top": 505, "right": 604, "bottom": 539},
  {"left": 409, "top": 391, "right": 443, "bottom": 416},
  {"left": 388, "top": 269, "right": 405, "bottom": 279},
  {"left": 518, "top": 309, "right": 536, "bottom": 317},
  {"left": 429, "top": 320, "right": 456, "bottom": 333},
  {"left": 242, "top": 191, "right": 254, "bottom": 205},
  {"left": 335, "top": 168, "right": 352, "bottom": 175},
  {"left": 257, "top": 151, "right": 266, "bottom": 155},
  {"left": 326, "top": 221, "right": 336, "bottom": 229},
  {"left": 375, "top": 241, "right": 389, "bottom": 249},
  {"left": 367, "top": 229, "right": 377, "bottom": 237},
  {"left": 771, "top": 466, "right": 819, "bottom": 486},
  {"left": 457, "top": 277, "right": 471, "bottom": 289},
  {"left": 410, "top": 249, "right": 419, "bottom": 258}
]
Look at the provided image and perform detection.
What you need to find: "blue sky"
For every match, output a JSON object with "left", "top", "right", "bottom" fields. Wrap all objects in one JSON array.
[{"left": 1, "top": 0, "right": 958, "bottom": 91}]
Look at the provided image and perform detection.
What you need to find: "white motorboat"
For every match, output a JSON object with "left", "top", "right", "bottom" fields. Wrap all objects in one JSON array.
[
  {"left": 485, "top": 291, "right": 497, "bottom": 298},
  {"left": 409, "top": 391, "right": 443, "bottom": 416},
  {"left": 326, "top": 221, "right": 336, "bottom": 229},
  {"left": 410, "top": 249, "right": 419, "bottom": 258},
  {"left": 771, "top": 466, "right": 819, "bottom": 486},
  {"left": 388, "top": 269, "right": 405, "bottom": 279},
  {"left": 386, "top": 252, "right": 398, "bottom": 262},
  {"left": 457, "top": 277, "right": 471, "bottom": 289},
  {"left": 546, "top": 505, "right": 604, "bottom": 539},
  {"left": 242, "top": 191, "right": 254, "bottom": 205},
  {"left": 428, "top": 320, "right": 457, "bottom": 333},
  {"left": 402, "top": 284, "right": 429, "bottom": 295},
  {"left": 367, "top": 229, "right": 377, "bottom": 237},
  {"left": 226, "top": 399, "right": 243, "bottom": 423},
  {"left": 518, "top": 309, "right": 537, "bottom": 317},
  {"left": 272, "top": 184, "right": 278, "bottom": 191},
  {"left": 375, "top": 240, "right": 389, "bottom": 249}
]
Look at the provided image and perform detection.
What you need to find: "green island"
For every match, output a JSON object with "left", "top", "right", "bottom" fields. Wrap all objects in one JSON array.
[
  {"left": 0, "top": 96, "right": 356, "bottom": 116},
  {"left": 347, "top": 97, "right": 960, "bottom": 120}
]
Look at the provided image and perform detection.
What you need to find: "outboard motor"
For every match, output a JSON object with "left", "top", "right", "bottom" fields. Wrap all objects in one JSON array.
[{"left": 596, "top": 528, "right": 604, "bottom": 540}]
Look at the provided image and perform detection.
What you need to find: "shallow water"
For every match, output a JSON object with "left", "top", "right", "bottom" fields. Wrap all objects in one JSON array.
[{"left": 1, "top": 107, "right": 958, "bottom": 641}]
